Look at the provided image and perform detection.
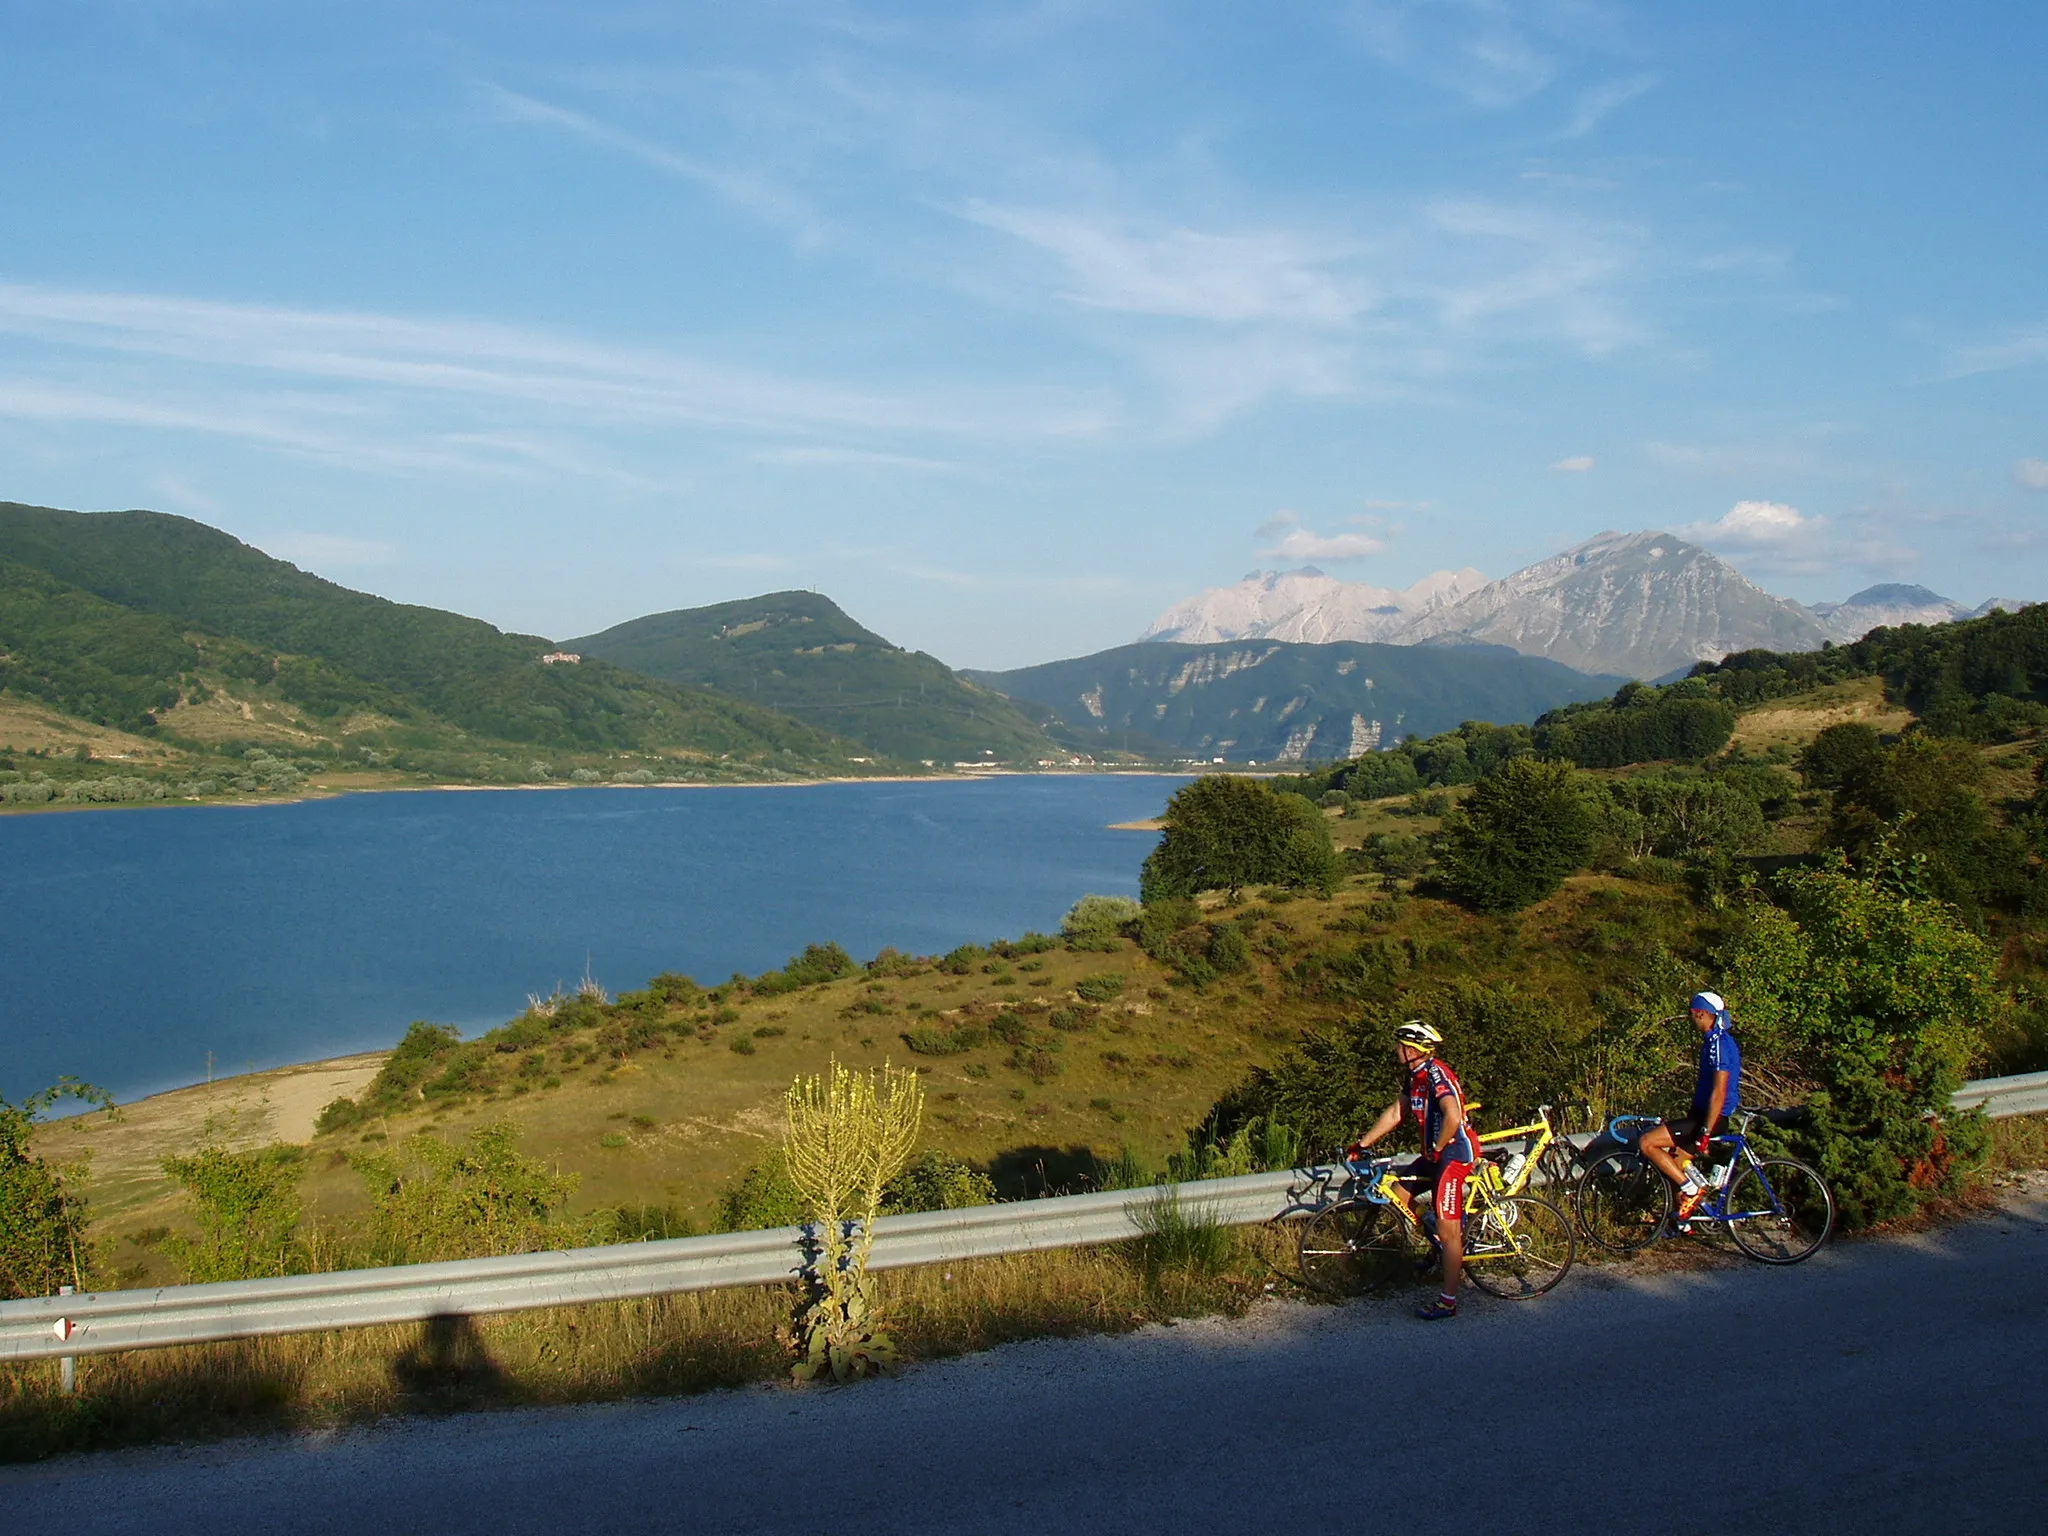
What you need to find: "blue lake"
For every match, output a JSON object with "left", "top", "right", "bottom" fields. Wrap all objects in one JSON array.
[{"left": 0, "top": 775, "right": 1181, "bottom": 1104}]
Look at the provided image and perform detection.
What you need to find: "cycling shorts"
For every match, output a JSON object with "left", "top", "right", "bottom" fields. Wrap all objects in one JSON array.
[
  {"left": 1402, "top": 1156, "right": 1476, "bottom": 1224},
  {"left": 1661, "top": 1113, "right": 1728, "bottom": 1146}
]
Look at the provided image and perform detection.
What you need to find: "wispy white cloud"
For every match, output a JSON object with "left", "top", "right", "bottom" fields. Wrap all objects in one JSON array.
[
  {"left": 1344, "top": 0, "right": 1565, "bottom": 109},
  {"left": 1558, "top": 73, "right": 1656, "bottom": 139},
  {"left": 1550, "top": 454, "right": 1594, "bottom": 472},
  {"left": 480, "top": 85, "right": 827, "bottom": 244},
  {"left": 1947, "top": 322, "right": 2048, "bottom": 377},
  {"left": 963, "top": 203, "right": 1369, "bottom": 325},
  {"left": 750, "top": 446, "right": 957, "bottom": 471},
  {"left": 0, "top": 280, "right": 1114, "bottom": 481},
  {"left": 2016, "top": 458, "right": 2048, "bottom": 491}
]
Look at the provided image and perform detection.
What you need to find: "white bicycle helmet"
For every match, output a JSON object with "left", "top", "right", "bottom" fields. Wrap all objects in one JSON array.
[{"left": 1394, "top": 1019, "right": 1442, "bottom": 1048}]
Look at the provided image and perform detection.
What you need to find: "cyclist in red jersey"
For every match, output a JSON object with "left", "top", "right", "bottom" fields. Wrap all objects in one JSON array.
[{"left": 1347, "top": 1020, "right": 1479, "bottom": 1321}]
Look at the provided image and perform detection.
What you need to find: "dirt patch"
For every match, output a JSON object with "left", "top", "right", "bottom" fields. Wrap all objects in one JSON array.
[
  {"left": 1730, "top": 677, "right": 1913, "bottom": 753},
  {"left": 0, "top": 699, "right": 174, "bottom": 760},
  {"left": 37, "top": 1053, "right": 388, "bottom": 1228}
]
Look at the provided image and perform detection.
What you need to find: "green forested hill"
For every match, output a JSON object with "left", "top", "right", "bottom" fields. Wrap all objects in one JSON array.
[
  {"left": 0, "top": 502, "right": 857, "bottom": 771},
  {"left": 569, "top": 591, "right": 1063, "bottom": 763},
  {"left": 969, "top": 640, "right": 1620, "bottom": 761}
]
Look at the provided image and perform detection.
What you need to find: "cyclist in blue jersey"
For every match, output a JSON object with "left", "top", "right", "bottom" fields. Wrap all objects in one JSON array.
[
  {"left": 1347, "top": 1020, "right": 1479, "bottom": 1321},
  {"left": 1638, "top": 990, "right": 1743, "bottom": 1221}
]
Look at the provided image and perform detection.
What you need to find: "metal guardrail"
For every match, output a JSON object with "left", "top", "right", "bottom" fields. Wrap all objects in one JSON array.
[
  {"left": 0, "top": 1171, "right": 1304, "bottom": 1365},
  {"left": 5, "top": 1069, "right": 2045, "bottom": 1367},
  {"left": 1951, "top": 1069, "right": 2048, "bottom": 1120}
]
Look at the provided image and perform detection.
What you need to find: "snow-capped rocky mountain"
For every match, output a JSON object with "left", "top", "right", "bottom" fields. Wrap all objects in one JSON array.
[
  {"left": 1140, "top": 533, "right": 2031, "bottom": 681},
  {"left": 1138, "top": 566, "right": 1488, "bottom": 645}
]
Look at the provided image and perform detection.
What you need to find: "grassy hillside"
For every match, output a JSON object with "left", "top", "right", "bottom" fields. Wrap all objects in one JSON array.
[
  {"left": 970, "top": 639, "right": 1620, "bottom": 762},
  {"left": 570, "top": 592, "right": 1064, "bottom": 765},
  {"left": 0, "top": 502, "right": 864, "bottom": 787}
]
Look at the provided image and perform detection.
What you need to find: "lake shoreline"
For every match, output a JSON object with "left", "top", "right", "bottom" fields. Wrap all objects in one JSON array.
[{"left": 0, "top": 765, "right": 1194, "bottom": 817}]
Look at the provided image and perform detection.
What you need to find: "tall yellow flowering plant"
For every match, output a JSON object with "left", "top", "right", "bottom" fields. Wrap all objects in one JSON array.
[{"left": 782, "top": 1059, "right": 923, "bottom": 1381}]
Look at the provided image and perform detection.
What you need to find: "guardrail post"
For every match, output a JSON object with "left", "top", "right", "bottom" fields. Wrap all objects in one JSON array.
[{"left": 58, "top": 1285, "right": 75, "bottom": 1395}]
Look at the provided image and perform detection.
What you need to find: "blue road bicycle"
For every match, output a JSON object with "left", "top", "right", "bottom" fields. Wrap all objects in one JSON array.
[{"left": 1574, "top": 1108, "right": 1836, "bottom": 1265}]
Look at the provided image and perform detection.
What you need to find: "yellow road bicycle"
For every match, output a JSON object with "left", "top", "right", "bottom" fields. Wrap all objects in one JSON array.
[
  {"left": 1474, "top": 1102, "right": 1585, "bottom": 1198},
  {"left": 1297, "top": 1144, "right": 1577, "bottom": 1301}
]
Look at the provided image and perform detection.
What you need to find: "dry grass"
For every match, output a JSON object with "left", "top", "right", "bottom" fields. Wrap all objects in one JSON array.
[{"left": 0, "top": 1225, "right": 1302, "bottom": 1463}]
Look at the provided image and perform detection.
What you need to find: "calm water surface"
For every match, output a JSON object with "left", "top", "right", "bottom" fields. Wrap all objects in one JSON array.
[{"left": 1, "top": 776, "right": 1180, "bottom": 1103}]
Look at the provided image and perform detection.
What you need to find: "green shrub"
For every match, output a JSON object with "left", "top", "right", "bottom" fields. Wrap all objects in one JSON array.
[
  {"left": 1206, "top": 921, "right": 1251, "bottom": 974},
  {"left": 1726, "top": 858, "right": 2002, "bottom": 1227},
  {"left": 882, "top": 1150, "right": 997, "bottom": 1213},
  {"left": 1062, "top": 894, "right": 1141, "bottom": 939},
  {"left": 716, "top": 1154, "right": 804, "bottom": 1231},
  {"left": 1075, "top": 973, "right": 1126, "bottom": 1002},
  {"left": 0, "top": 1082, "right": 107, "bottom": 1299},
  {"left": 314, "top": 1096, "right": 363, "bottom": 1135},
  {"left": 352, "top": 1121, "right": 579, "bottom": 1263},
  {"left": 938, "top": 943, "right": 990, "bottom": 975},
  {"left": 1437, "top": 758, "right": 1598, "bottom": 913},
  {"left": 160, "top": 1143, "right": 307, "bottom": 1282},
  {"left": 729, "top": 1035, "right": 757, "bottom": 1055}
]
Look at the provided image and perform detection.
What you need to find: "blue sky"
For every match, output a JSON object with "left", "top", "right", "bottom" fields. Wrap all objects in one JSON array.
[{"left": 1, "top": 2, "right": 2044, "bottom": 667}]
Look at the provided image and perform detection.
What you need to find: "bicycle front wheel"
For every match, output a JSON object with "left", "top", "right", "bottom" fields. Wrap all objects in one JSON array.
[
  {"left": 1576, "top": 1149, "right": 1672, "bottom": 1254},
  {"left": 1298, "top": 1201, "right": 1420, "bottom": 1295},
  {"left": 1724, "top": 1158, "right": 1835, "bottom": 1264},
  {"left": 1462, "top": 1193, "right": 1574, "bottom": 1299}
]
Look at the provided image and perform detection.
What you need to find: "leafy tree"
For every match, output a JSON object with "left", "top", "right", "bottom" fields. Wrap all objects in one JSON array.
[
  {"left": 1726, "top": 859, "right": 2002, "bottom": 1226},
  {"left": 1140, "top": 776, "right": 1341, "bottom": 901},
  {"left": 160, "top": 1143, "right": 307, "bottom": 1282},
  {"left": 1824, "top": 734, "right": 2032, "bottom": 915},
  {"left": 0, "top": 1082, "right": 107, "bottom": 1299},
  {"left": 1797, "top": 722, "right": 1884, "bottom": 789},
  {"left": 1602, "top": 775, "right": 1768, "bottom": 863},
  {"left": 1533, "top": 679, "right": 1736, "bottom": 768},
  {"left": 1436, "top": 758, "right": 1597, "bottom": 912}
]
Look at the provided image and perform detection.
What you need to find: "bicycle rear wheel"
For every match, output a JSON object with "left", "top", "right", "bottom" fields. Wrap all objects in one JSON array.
[
  {"left": 1462, "top": 1193, "right": 1574, "bottom": 1299},
  {"left": 1298, "top": 1201, "right": 1421, "bottom": 1295},
  {"left": 1724, "top": 1158, "right": 1835, "bottom": 1264},
  {"left": 1576, "top": 1149, "right": 1672, "bottom": 1253}
]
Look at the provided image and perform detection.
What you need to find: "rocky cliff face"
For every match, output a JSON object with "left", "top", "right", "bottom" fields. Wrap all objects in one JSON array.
[
  {"left": 1139, "top": 566, "right": 1489, "bottom": 645},
  {"left": 1140, "top": 534, "right": 2032, "bottom": 680}
]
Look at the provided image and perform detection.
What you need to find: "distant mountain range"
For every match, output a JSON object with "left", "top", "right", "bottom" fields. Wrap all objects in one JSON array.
[
  {"left": 569, "top": 593, "right": 1060, "bottom": 764},
  {"left": 966, "top": 640, "right": 1617, "bottom": 764},
  {"left": 1141, "top": 531, "right": 2030, "bottom": 680}
]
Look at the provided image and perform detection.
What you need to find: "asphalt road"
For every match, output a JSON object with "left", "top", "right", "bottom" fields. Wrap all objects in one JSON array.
[{"left": 7, "top": 1183, "right": 2045, "bottom": 1536}]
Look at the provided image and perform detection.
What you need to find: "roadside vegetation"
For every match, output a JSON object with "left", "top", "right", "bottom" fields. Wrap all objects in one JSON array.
[{"left": 7, "top": 599, "right": 2048, "bottom": 1456}]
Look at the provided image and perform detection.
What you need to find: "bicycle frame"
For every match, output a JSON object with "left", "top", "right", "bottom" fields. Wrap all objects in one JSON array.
[{"left": 1602, "top": 1111, "right": 1799, "bottom": 1230}]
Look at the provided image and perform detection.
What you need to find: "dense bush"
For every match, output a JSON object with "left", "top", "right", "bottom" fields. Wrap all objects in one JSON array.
[
  {"left": 1061, "top": 894, "right": 1141, "bottom": 949},
  {"left": 1140, "top": 776, "right": 1341, "bottom": 901},
  {"left": 754, "top": 942, "right": 858, "bottom": 995},
  {"left": 1820, "top": 734, "right": 2036, "bottom": 917},
  {"left": 1436, "top": 758, "right": 1598, "bottom": 913},
  {"left": 0, "top": 1083, "right": 105, "bottom": 1299},
  {"left": 1726, "top": 859, "right": 2003, "bottom": 1226},
  {"left": 160, "top": 1144, "right": 307, "bottom": 1282},
  {"left": 1202, "top": 983, "right": 1585, "bottom": 1158},
  {"left": 352, "top": 1121, "right": 581, "bottom": 1264}
]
